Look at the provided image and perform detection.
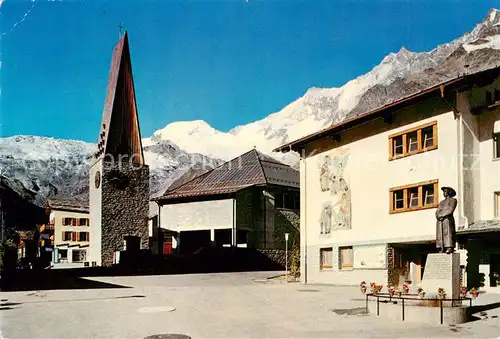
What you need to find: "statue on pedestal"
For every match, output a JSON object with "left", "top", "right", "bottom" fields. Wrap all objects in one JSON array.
[{"left": 436, "top": 187, "right": 457, "bottom": 254}]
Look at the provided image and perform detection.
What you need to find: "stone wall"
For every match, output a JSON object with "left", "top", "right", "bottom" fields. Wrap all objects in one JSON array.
[
  {"left": 236, "top": 188, "right": 255, "bottom": 240},
  {"left": 235, "top": 189, "right": 300, "bottom": 251},
  {"left": 101, "top": 161, "right": 149, "bottom": 266},
  {"left": 264, "top": 191, "right": 275, "bottom": 248},
  {"left": 257, "top": 249, "right": 291, "bottom": 268},
  {"left": 386, "top": 244, "right": 395, "bottom": 286},
  {"left": 274, "top": 208, "right": 300, "bottom": 250}
]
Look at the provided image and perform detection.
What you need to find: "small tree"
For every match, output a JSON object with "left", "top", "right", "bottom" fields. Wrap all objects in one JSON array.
[{"left": 289, "top": 244, "right": 300, "bottom": 279}]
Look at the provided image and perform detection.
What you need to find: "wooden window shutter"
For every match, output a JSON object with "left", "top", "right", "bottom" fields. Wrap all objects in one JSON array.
[
  {"left": 62, "top": 231, "right": 65, "bottom": 241},
  {"left": 62, "top": 217, "right": 65, "bottom": 226},
  {"left": 72, "top": 232, "right": 77, "bottom": 241},
  {"left": 72, "top": 218, "right": 77, "bottom": 226},
  {"left": 87, "top": 232, "right": 90, "bottom": 241}
]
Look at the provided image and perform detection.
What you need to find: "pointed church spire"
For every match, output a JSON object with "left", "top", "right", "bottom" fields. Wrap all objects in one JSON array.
[{"left": 96, "top": 31, "right": 145, "bottom": 164}]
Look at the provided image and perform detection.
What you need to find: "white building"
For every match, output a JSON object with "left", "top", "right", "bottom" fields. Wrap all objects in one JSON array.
[
  {"left": 46, "top": 197, "right": 91, "bottom": 267},
  {"left": 153, "top": 149, "right": 300, "bottom": 255},
  {"left": 274, "top": 65, "right": 500, "bottom": 291}
]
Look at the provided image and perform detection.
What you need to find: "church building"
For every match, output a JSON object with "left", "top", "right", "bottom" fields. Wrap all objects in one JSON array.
[
  {"left": 275, "top": 65, "right": 500, "bottom": 292},
  {"left": 87, "top": 32, "right": 150, "bottom": 267}
]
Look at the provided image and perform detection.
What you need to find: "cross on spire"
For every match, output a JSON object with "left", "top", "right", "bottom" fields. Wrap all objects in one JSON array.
[{"left": 117, "top": 23, "right": 124, "bottom": 36}]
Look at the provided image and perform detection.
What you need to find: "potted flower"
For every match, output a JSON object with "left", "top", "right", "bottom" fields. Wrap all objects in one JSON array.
[
  {"left": 403, "top": 282, "right": 410, "bottom": 295},
  {"left": 387, "top": 284, "right": 395, "bottom": 300},
  {"left": 360, "top": 281, "right": 367, "bottom": 294},
  {"left": 437, "top": 287, "right": 446, "bottom": 299},
  {"left": 460, "top": 286, "right": 467, "bottom": 298},
  {"left": 370, "top": 282, "right": 383, "bottom": 295},
  {"left": 417, "top": 287, "right": 426, "bottom": 299},
  {"left": 470, "top": 287, "right": 480, "bottom": 299},
  {"left": 394, "top": 287, "right": 402, "bottom": 297}
]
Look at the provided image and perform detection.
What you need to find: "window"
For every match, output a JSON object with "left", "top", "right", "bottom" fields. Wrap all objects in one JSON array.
[
  {"left": 407, "top": 187, "right": 419, "bottom": 208},
  {"left": 79, "top": 232, "right": 89, "bottom": 242},
  {"left": 63, "top": 218, "right": 73, "bottom": 226},
  {"left": 339, "top": 246, "right": 353, "bottom": 269},
  {"left": 59, "top": 249, "right": 68, "bottom": 260},
  {"left": 320, "top": 248, "right": 333, "bottom": 269},
  {"left": 495, "top": 192, "right": 500, "bottom": 218},
  {"left": 63, "top": 231, "right": 72, "bottom": 241},
  {"left": 390, "top": 180, "right": 439, "bottom": 213},
  {"left": 389, "top": 121, "right": 438, "bottom": 160},
  {"left": 79, "top": 218, "right": 89, "bottom": 226},
  {"left": 275, "top": 192, "right": 300, "bottom": 210},
  {"left": 494, "top": 133, "right": 500, "bottom": 159}
]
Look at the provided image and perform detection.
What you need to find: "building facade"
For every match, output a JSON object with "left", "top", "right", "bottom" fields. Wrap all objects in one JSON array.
[
  {"left": 153, "top": 149, "right": 300, "bottom": 254},
  {"left": 46, "top": 197, "right": 90, "bottom": 267},
  {"left": 275, "top": 66, "right": 500, "bottom": 290},
  {"left": 88, "top": 32, "right": 149, "bottom": 267}
]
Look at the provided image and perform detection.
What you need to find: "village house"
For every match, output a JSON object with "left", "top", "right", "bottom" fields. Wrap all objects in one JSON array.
[
  {"left": 45, "top": 197, "right": 90, "bottom": 267},
  {"left": 274, "top": 65, "right": 500, "bottom": 292},
  {"left": 152, "top": 149, "right": 300, "bottom": 254}
]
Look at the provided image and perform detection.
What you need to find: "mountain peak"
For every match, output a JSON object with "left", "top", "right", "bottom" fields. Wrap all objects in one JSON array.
[
  {"left": 487, "top": 8, "right": 500, "bottom": 23},
  {"left": 398, "top": 46, "right": 413, "bottom": 55},
  {"left": 153, "top": 120, "right": 216, "bottom": 138}
]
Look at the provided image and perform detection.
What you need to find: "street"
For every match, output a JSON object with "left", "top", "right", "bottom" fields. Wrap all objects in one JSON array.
[{"left": 1, "top": 272, "right": 499, "bottom": 338}]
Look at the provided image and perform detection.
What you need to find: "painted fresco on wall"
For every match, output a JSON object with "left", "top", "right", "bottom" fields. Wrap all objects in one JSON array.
[
  {"left": 353, "top": 244, "right": 387, "bottom": 269},
  {"left": 320, "top": 155, "right": 331, "bottom": 192},
  {"left": 320, "top": 202, "right": 332, "bottom": 234},
  {"left": 318, "top": 150, "right": 351, "bottom": 232}
]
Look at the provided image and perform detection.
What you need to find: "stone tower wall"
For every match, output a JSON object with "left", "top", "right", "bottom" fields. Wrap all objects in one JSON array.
[{"left": 100, "top": 161, "right": 149, "bottom": 266}]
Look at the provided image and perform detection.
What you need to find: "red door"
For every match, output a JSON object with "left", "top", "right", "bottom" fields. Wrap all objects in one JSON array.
[
  {"left": 163, "top": 242, "right": 172, "bottom": 255},
  {"left": 163, "top": 236, "right": 173, "bottom": 255}
]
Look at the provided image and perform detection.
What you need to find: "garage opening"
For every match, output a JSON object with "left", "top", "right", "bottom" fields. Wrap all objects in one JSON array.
[{"left": 180, "top": 230, "right": 211, "bottom": 253}]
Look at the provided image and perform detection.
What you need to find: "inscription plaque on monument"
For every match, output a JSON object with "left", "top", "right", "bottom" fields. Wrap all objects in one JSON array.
[
  {"left": 421, "top": 253, "right": 460, "bottom": 306},
  {"left": 423, "top": 255, "right": 453, "bottom": 280}
]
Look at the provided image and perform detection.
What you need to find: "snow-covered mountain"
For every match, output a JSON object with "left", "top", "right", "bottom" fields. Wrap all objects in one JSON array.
[
  {"left": 0, "top": 135, "right": 223, "bottom": 205},
  {"left": 1, "top": 8, "right": 500, "bottom": 206},
  {"left": 152, "top": 8, "right": 500, "bottom": 158}
]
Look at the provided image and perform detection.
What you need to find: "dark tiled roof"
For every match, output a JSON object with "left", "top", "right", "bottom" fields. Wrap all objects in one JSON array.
[
  {"left": 457, "top": 219, "right": 500, "bottom": 234},
  {"left": 155, "top": 149, "right": 299, "bottom": 202},
  {"left": 46, "top": 197, "right": 89, "bottom": 213}
]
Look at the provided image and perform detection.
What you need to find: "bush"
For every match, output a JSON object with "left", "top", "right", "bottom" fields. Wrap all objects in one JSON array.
[{"left": 289, "top": 245, "right": 300, "bottom": 278}]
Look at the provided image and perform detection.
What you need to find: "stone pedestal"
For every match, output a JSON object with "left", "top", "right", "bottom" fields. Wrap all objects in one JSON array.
[{"left": 420, "top": 253, "right": 460, "bottom": 306}]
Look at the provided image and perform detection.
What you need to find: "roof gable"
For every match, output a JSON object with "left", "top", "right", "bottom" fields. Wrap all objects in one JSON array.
[
  {"left": 94, "top": 32, "right": 144, "bottom": 164},
  {"left": 47, "top": 197, "right": 89, "bottom": 213},
  {"left": 156, "top": 149, "right": 299, "bottom": 201}
]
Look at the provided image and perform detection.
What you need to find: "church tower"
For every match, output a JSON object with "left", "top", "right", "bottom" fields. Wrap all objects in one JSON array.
[{"left": 88, "top": 32, "right": 149, "bottom": 266}]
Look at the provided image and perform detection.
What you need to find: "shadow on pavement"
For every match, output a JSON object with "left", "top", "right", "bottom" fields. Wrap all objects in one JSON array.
[
  {"left": 468, "top": 301, "right": 500, "bottom": 315},
  {"left": 1, "top": 247, "right": 285, "bottom": 291},
  {"left": 1, "top": 269, "right": 131, "bottom": 292}
]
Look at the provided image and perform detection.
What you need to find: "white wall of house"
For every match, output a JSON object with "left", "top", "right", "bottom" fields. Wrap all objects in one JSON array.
[
  {"left": 88, "top": 160, "right": 102, "bottom": 266},
  {"left": 160, "top": 199, "right": 234, "bottom": 233},
  {"left": 300, "top": 75, "right": 500, "bottom": 286},
  {"left": 301, "top": 107, "right": 459, "bottom": 285},
  {"left": 479, "top": 109, "right": 500, "bottom": 220},
  {"left": 457, "top": 82, "right": 500, "bottom": 224}
]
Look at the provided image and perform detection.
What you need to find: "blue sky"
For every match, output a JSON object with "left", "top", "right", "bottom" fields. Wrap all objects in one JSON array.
[{"left": 1, "top": 0, "right": 499, "bottom": 142}]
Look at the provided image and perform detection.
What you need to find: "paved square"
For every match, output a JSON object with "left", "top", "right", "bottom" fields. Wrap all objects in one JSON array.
[{"left": 1, "top": 272, "right": 499, "bottom": 338}]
